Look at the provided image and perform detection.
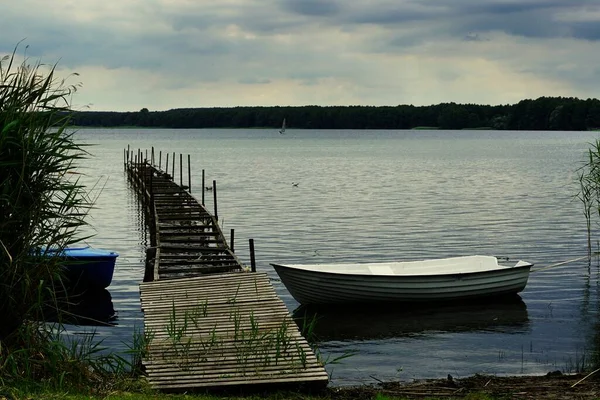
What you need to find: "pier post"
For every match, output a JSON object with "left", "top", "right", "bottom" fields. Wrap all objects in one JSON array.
[
  {"left": 213, "top": 180, "right": 218, "bottom": 220},
  {"left": 188, "top": 154, "right": 191, "bottom": 192},
  {"left": 143, "top": 247, "right": 157, "bottom": 282},
  {"left": 149, "top": 166, "right": 154, "bottom": 211},
  {"left": 249, "top": 239, "right": 256, "bottom": 272},
  {"left": 159, "top": 151, "right": 162, "bottom": 169},
  {"left": 202, "top": 169, "right": 205, "bottom": 205},
  {"left": 230, "top": 229, "right": 234, "bottom": 252},
  {"left": 180, "top": 153, "right": 183, "bottom": 188},
  {"left": 165, "top": 153, "right": 169, "bottom": 176},
  {"left": 172, "top": 152, "right": 175, "bottom": 180}
]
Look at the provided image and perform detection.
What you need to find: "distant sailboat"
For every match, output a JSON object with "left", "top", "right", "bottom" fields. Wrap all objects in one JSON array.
[{"left": 279, "top": 118, "right": 286, "bottom": 134}]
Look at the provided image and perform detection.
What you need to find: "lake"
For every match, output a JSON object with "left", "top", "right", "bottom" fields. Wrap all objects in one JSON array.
[{"left": 70, "top": 128, "right": 600, "bottom": 386}]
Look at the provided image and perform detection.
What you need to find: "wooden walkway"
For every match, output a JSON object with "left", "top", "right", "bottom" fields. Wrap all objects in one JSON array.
[
  {"left": 128, "top": 161, "right": 245, "bottom": 280},
  {"left": 125, "top": 157, "right": 328, "bottom": 391}
]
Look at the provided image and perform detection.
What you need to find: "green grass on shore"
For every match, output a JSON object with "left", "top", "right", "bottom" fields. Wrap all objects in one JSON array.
[{"left": 0, "top": 390, "right": 498, "bottom": 400}]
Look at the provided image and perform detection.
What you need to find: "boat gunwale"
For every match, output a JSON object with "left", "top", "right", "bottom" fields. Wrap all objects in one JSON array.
[{"left": 270, "top": 260, "right": 533, "bottom": 280}]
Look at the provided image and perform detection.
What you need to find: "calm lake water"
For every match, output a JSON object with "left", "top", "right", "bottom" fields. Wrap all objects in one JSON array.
[{"left": 70, "top": 128, "right": 600, "bottom": 386}]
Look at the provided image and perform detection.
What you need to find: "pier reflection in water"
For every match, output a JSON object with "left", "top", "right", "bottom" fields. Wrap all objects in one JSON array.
[{"left": 293, "top": 295, "right": 529, "bottom": 342}]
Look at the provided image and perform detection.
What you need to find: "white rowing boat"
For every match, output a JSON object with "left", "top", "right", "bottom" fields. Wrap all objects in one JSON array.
[{"left": 271, "top": 255, "right": 533, "bottom": 305}]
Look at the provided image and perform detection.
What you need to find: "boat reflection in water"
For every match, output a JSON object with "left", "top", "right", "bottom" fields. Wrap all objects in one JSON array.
[
  {"left": 48, "top": 288, "right": 117, "bottom": 327},
  {"left": 293, "top": 295, "right": 529, "bottom": 342}
]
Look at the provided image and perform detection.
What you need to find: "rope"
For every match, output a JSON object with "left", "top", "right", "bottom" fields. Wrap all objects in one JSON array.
[{"left": 531, "top": 255, "right": 591, "bottom": 273}]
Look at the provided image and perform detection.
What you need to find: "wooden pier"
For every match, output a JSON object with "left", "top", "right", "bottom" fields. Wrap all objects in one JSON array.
[{"left": 125, "top": 152, "right": 328, "bottom": 391}]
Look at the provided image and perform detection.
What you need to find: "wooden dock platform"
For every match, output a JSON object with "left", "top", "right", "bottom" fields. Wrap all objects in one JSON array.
[
  {"left": 125, "top": 154, "right": 328, "bottom": 391},
  {"left": 140, "top": 273, "right": 328, "bottom": 390}
]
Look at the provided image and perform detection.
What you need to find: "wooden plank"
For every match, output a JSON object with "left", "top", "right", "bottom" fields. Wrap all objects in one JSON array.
[
  {"left": 158, "top": 267, "right": 243, "bottom": 277},
  {"left": 148, "top": 374, "right": 328, "bottom": 390},
  {"left": 144, "top": 363, "right": 325, "bottom": 376},
  {"left": 160, "top": 238, "right": 224, "bottom": 244},
  {"left": 141, "top": 299, "right": 289, "bottom": 317},
  {"left": 161, "top": 258, "right": 238, "bottom": 264},
  {"left": 139, "top": 272, "right": 266, "bottom": 291},
  {"left": 159, "top": 246, "right": 228, "bottom": 253},
  {"left": 158, "top": 265, "right": 242, "bottom": 273},
  {"left": 158, "top": 257, "right": 240, "bottom": 265}
]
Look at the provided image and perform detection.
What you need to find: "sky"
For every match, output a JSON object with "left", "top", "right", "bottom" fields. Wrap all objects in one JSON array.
[{"left": 2, "top": 0, "right": 600, "bottom": 111}]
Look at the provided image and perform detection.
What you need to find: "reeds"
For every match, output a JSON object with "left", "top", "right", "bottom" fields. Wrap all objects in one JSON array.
[
  {"left": 577, "top": 140, "right": 600, "bottom": 261},
  {"left": 153, "top": 300, "right": 312, "bottom": 376},
  {"left": 0, "top": 44, "right": 88, "bottom": 339},
  {"left": 0, "top": 44, "right": 136, "bottom": 393}
]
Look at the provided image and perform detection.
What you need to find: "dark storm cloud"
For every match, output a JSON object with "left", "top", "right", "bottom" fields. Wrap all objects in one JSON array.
[
  {"left": 570, "top": 21, "right": 600, "bottom": 41},
  {"left": 464, "top": 0, "right": 567, "bottom": 15},
  {"left": 315, "top": 0, "right": 600, "bottom": 42}
]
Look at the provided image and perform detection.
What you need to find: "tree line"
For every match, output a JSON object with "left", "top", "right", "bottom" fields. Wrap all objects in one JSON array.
[{"left": 70, "top": 96, "right": 600, "bottom": 131}]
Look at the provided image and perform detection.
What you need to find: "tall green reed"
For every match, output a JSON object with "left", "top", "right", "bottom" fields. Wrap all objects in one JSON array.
[
  {"left": 577, "top": 140, "right": 600, "bottom": 260},
  {"left": 0, "top": 44, "right": 128, "bottom": 392},
  {"left": 0, "top": 43, "right": 89, "bottom": 340}
]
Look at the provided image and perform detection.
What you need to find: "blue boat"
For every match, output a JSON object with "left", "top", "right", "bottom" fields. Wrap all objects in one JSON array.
[{"left": 49, "top": 246, "right": 119, "bottom": 289}]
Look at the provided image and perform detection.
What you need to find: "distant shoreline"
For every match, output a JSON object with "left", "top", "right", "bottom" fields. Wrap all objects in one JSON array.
[{"left": 69, "top": 96, "right": 600, "bottom": 131}]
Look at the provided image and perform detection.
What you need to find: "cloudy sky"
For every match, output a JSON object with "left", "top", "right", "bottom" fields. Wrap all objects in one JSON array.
[{"left": 2, "top": 0, "right": 600, "bottom": 111}]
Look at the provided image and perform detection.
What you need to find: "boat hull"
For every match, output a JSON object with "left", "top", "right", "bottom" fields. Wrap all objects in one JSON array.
[
  {"left": 271, "top": 257, "right": 532, "bottom": 305},
  {"left": 61, "top": 247, "right": 118, "bottom": 290}
]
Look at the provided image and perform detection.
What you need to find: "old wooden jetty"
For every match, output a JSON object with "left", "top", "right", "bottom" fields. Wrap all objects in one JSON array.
[{"left": 125, "top": 150, "right": 328, "bottom": 391}]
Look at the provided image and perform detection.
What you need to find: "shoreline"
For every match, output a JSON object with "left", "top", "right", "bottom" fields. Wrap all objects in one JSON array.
[{"left": 325, "top": 372, "right": 600, "bottom": 399}]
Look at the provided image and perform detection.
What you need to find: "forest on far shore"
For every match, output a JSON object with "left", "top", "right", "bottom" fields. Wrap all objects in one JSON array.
[{"left": 71, "top": 96, "right": 600, "bottom": 131}]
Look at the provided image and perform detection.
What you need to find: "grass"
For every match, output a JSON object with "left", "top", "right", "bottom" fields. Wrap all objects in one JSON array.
[
  {"left": 155, "top": 298, "right": 312, "bottom": 375},
  {"left": 0, "top": 386, "right": 507, "bottom": 400}
]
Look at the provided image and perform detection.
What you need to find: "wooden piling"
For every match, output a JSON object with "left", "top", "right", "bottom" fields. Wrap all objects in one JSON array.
[
  {"left": 180, "top": 153, "right": 183, "bottom": 187},
  {"left": 230, "top": 229, "right": 234, "bottom": 252},
  {"left": 172, "top": 152, "right": 175, "bottom": 179},
  {"left": 202, "top": 169, "right": 205, "bottom": 205},
  {"left": 213, "top": 180, "right": 218, "bottom": 220},
  {"left": 249, "top": 238, "right": 256, "bottom": 272},
  {"left": 187, "top": 154, "right": 191, "bottom": 192},
  {"left": 144, "top": 247, "right": 157, "bottom": 282}
]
